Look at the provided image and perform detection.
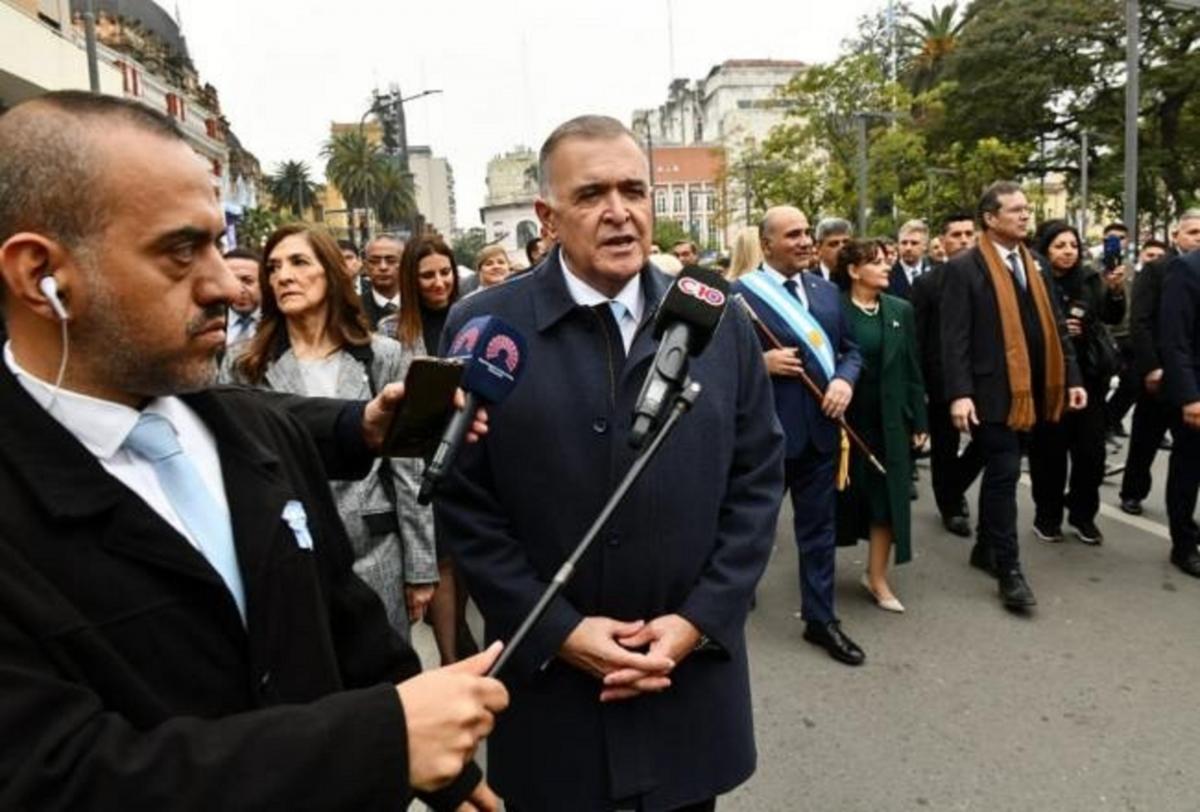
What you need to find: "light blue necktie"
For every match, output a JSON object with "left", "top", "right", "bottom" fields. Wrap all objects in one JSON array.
[
  {"left": 1006, "top": 252, "right": 1028, "bottom": 291},
  {"left": 122, "top": 413, "right": 246, "bottom": 623},
  {"left": 608, "top": 301, "right": 631, "bottom": 350}
]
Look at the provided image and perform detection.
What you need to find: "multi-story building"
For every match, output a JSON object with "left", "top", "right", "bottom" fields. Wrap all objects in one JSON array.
[
  {"left": 479, "top": 146, "right": 539, "bottom": 265},
  {"left": 650, "top": 146, "right": 725, "bottom": 251},
  {"left": 632, "top": 59, "right": 806, "bottom": 246},
  {"left": 1, "top": 0, "right": 262, "bottom": 245}
]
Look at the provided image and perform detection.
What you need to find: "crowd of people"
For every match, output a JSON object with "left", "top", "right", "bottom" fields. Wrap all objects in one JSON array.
[{"left": 1, "top": 91, "right": 1199, "bottom": 811}]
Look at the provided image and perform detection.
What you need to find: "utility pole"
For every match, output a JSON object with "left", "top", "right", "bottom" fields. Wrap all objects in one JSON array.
[
  {"left": 83, "top": 0, "right": 100, "bottom": 92},
  {"left": 856, "top": 116, "right": 869, "bottom": 236},
  {"left": 1080, "top": 130, "right": 1090, "bottom": 239},
  {"left": 1123, "top": 0, "right": 1139, "bottom": 256}
]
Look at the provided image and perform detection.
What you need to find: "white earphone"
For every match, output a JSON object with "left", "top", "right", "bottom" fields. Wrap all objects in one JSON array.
[{"left": 38, "top": 275, "right": 68, "bottom": 321}]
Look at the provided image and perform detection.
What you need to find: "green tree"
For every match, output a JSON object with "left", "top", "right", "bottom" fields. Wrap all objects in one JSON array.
[
  {"left": 374, "top": 160, "right": 418, "bottom": 230},
  {"left": 237, "top": 207, "right": 286, "bottom": 251},
  {"left": 451, "top": 228, "right": 488, "bottom": 269},
  {"left": 264, "top": 160, "right": 318, "bottom": 218},
  {"left": 653, "top": 219, "right": 690, "bottom": 250},
  {"left": 322, "top": 130, "right": 417, "bottom": 231},
  {"left": 899, "top": 2, "right": 973, "bottom": 94}
]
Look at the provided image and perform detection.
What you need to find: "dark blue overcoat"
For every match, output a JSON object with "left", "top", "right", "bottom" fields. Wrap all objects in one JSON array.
[{"left": 435, "top": 251, "right": 785, "bottom": 812}]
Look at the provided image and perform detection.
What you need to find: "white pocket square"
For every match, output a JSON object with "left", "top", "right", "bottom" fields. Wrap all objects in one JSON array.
[{"left": 282, "top": 500, "right": 314, "bottom": 550}]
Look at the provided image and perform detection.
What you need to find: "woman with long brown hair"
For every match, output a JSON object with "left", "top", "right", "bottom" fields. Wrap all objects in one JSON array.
[{"left": 222, "top": 223, "right": 438, "bottom": 638}]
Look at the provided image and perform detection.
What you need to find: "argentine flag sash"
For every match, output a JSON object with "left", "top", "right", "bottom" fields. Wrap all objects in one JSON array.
[{"left": 740, "top": 269, "right": 837, "bottom": 380}]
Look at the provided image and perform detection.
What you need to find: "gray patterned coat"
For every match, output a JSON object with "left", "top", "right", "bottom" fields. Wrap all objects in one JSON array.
[{"left": 221, "top": 335, "right": 437, "bottom": 638}]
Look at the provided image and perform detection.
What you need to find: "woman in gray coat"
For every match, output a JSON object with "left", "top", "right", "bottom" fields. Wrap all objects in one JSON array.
[{"left": 222, "top": 223, "right": 437, "bottom": 639}]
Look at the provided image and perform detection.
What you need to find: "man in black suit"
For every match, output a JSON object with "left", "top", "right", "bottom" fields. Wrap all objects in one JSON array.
[
  {"left": 941, "top": 182, "right": 1086, "bottom": 609},
  {"left": 911, "top": 212, "right": 982, "bottom": 536},
  {"left": 1158, "top": 248, "right": 1200, "bottom": 577},
  {"left": 889, "top": 219, "right": 932, "bottom": 301},
  {"left": 812, "top": 217, "right": 852, "bottom": 282},
  {"left": 0, "top": 92, "right": 505, "bottom": 810},
  {"left": 361, "top": 233, "right": 405, "bottom": 328},
  {"left": 1119, "top": 212, "right": 1200, "bottom": 514}
]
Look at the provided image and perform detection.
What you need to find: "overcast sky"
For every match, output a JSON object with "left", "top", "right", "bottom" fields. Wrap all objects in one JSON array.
[{"left": 173, "top": 0, "right": 887, "bottom": 228}]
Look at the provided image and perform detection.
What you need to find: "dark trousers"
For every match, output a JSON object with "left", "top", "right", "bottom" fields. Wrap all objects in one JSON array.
[
  {"left": 1120, "top": 391, "right": 1172, "bottom": 501},
  {"left": 928, "top": 400, "right": 985, "bottom": 519},
  {"left": 1166, "top": 416, "right": 1200, "bottom": 556},
  {"left": 972, "top": 423, "right": 1025, "bottom": 573},
  {"left": 1106, "top": 336, "right": 1138, "bottom": 429},
  {"left": 1029, "top": 394, "right": 1107, "bottom": 526},
  {"left": 785, "top": 448, "right": 837, "bottom": 625}
]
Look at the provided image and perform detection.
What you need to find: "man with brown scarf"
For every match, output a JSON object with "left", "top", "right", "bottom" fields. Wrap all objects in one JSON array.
[{"left": 941, "top": 182, "right": 1086, "bottom": 609}]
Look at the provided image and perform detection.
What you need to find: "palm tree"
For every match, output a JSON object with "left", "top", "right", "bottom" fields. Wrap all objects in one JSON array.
[
  {"left": 900, "top": 2, "right": 973, "bottom": 94},
  {"left": 374, "top": 160, "right": 417, "bottom": 229},
  {"left": 322, "top": 131, "right": 383, "bottom": 214},
  {"left": 265, "top": 160, "right": 318, "bottom": 218}
]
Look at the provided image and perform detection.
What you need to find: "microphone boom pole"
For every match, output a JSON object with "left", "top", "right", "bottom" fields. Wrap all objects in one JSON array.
[
  {"left": 734, "top": 295, "right": 887, "bottom": 476},
  {"left": 487, "top": 381, "right": 703, "bottom": 678}
]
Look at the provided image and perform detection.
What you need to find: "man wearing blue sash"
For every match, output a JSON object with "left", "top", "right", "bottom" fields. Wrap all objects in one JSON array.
[{"left": 733, "top": 206, "right": 866, "bottom": 665}]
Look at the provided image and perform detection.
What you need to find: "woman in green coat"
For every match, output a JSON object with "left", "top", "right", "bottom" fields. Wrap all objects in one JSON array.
[{"left": 832, "top": 239, "right": 928, "bottom": 613}]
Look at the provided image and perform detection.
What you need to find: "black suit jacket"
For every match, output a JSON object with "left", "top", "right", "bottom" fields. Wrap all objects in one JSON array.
[
  {"left": 1130, "top": 253, "right": 1175, "bottom": 378},
  {"left": 940, "top": 246, "right": 1082, "bottom": 425},
  {"left": 359, "top": 285, "right": 398, "bottom": 330},
  {"left": 0, "top": 367, "right": 476, "bottom": 809},
  {"left": 889, "top": 259, "right": 930, "bottom": 301},
  {"left": 910, "top": 261, "right": 947, "bottom": 401},
  {"left": 1159, "top": 250, "right": 1200, "bottom": 407}
]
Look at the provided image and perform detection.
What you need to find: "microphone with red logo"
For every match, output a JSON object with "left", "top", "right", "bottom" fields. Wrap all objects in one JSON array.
[
  {"left": 418, "top": 315, "right": 527, "bottom": 504},
  {"left": 629, "top": 266, "right": 729, "bottom": 449}
]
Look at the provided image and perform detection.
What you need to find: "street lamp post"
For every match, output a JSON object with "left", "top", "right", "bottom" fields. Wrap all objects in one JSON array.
[
  {"left": 83, "top": 0, "right": 100, "bottom": 92},
  {"left": 1123, "top": 0, "right": 1139, "bottom": 255},
  {"left": 850, "top": 111, "right": 897, "bottom": 236}
]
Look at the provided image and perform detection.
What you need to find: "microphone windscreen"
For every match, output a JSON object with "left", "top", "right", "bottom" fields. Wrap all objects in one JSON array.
[
  {"left": 652, "top": 265, "right": 730, "bottom": 355},
  {"left": 445, "top": 315, "right": 528, "bottom": 404}
]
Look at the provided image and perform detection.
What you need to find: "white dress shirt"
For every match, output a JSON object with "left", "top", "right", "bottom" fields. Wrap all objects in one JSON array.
[
  {"left": 4, "top": 341, "right": 231, "bottom": 551},
  {"left": 816, "top": 263, "right": 834, "bottom": 283},
  {"left": 560, "top": 252, "right": 644, "bottom": 352},
  {"left": 901, "top": 262, "right": 924, "bottom": 285},
  {"left": 370, "top": 288, "right": 400, "bottom": 311},
  {"left": 762, "top": 261, "right": 810, "bottom": 310}
]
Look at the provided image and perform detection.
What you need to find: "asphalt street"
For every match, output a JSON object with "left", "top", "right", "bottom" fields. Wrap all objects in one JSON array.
[
  {"left": 726, "top": 434, "right": 1197, "bottom": 812},
  {"left": 411, "top": 432, "right": 1196, "bottom": 812}
]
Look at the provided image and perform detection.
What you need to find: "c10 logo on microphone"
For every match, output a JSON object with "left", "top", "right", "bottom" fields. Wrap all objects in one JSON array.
[{"left": 678, "top": 276, "right": 726, "bottom": 307}]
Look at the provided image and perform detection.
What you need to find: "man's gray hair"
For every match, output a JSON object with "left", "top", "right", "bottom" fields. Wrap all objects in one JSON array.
[
  {"left": 814, "top": 217, "right": 853, "bottom": 244},
  {"left": 1178, "top": 208, "right": 1200, "bottom": 224},
  {"left": 538, "top": 115, "right": 642, "bottom": 199},
  {"left": 978, "top": 180, "right": 1023, "bottom": 222},
  {"left": 365, "top": 232, "right": 405, "bottom": 251},
  {"left": 898, "top": 219, "right": 930, "bottom": 238}
]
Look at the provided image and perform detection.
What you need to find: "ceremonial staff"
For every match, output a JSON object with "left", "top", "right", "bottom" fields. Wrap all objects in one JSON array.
[{"left": 734, "top": 294, "right": 887, "bottom": 475}]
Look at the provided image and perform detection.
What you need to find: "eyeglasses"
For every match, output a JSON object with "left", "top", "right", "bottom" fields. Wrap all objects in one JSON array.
[{"left": 366, "top": 256, "right": 401, "bottom": 267}]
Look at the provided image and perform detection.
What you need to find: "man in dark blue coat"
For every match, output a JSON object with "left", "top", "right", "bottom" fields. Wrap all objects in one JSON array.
[
  {"left": 731, "top": 205, "right": 865, "bottom": 666},
  {"left": 1158, "top": 247, "right": 1200, "bottom": 578},
  {"left": 435, "top": 115, "right": 785, "bottom": 812}
]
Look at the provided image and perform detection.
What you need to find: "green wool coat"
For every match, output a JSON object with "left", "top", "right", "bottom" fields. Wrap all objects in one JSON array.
[{"left": 836, "top": 292, "right": 928, "bottom": 564}]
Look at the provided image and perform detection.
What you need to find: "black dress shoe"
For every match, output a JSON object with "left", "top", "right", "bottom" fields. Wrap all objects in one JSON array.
[
  {"left": 958, "top": 498, "right": 971, "bottom": 519},
  {"left": 802, "top": 620, "right": 865, "bottom": 666},
  {"left": 998, "top": 569, "right": 1037, "bottom": 609},
  {"left": 969, "top": 543, "right": 997, "bottom": 577},
  {"left": 909, "top": 482, "right": 918, "bottom": 501},
  {"left": 1170, "top": 548, "right": 1200, "bottom": 578},
  {"left": 943, "top": 514, "right": 971, "bottom": 537},
  {"left": 1119, "top": 498, "right": 1143, "bottom": 516}
]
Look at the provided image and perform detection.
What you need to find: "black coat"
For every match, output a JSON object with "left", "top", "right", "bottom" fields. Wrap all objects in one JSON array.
[
  {"left": 888, "top": 259, "right": 931, "bottom": 301},
  {"left": 910, "top": 261, "right": 947, "bottom": 401},
  {"left": 0, "top": 367, "right": 476, "bottom": 810},
  {"left": 1043, "top": 264, "right": 1125, "bottom": 389},
  {"left": 940, "top": 245, "right": 1082, "bottom": 425},
  {"left": 1130, "top": 253, "right": 1175, "bottom": 377},
  {"left": 1160, "top": 250, "right": 1200, "bottom": 407},
  {"left": 434, "top": 252, "right": 785, "bottom": 811}
]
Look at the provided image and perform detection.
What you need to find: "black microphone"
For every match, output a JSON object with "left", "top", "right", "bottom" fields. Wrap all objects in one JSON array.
[
  {"left": 629, "top": 266, "right": 729, "bottom": 449},
  {"left": 418, "top": 316, "right": 528, "bottom": 504}
]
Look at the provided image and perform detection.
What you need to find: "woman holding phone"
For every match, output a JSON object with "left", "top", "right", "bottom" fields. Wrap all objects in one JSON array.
[{"left": 222, "top": 223, "right": 438, "bottom": 638}]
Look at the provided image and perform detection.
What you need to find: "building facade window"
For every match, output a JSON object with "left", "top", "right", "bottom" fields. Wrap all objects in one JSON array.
[
  {"left": 689, "top": 189, "right": 702, "bottom": 213},
  {"left": 672, "top": 187, "right": 683, "bottom": 213},
  {"left": 655, "top": 189, "right": 666, "bottom": 214}
]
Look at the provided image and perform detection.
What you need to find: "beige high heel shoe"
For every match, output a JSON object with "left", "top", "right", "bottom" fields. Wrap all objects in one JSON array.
[{"left": 860, "top": 572, "right": 905, "bottom": 613}]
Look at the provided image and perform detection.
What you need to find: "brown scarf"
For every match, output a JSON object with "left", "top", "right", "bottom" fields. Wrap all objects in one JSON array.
[{"left": 978, "top": 233, "right": 1066, "bottom": 431}]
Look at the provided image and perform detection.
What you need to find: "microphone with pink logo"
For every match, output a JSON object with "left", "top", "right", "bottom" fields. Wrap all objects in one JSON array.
[
  {"left": 629, "top": 266, "right": 729, "bottom": 449},
  {"left": 417, "top": 315, "right": 527, "bottom": 504}
]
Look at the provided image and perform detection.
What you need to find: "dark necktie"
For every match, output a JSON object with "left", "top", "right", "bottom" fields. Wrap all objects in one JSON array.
[
  {"left": 783, "top": 279, "right": 805, "bottom": 309},
  {"left": 592, "top": 303, "right": 627, "bottom": 364}
]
